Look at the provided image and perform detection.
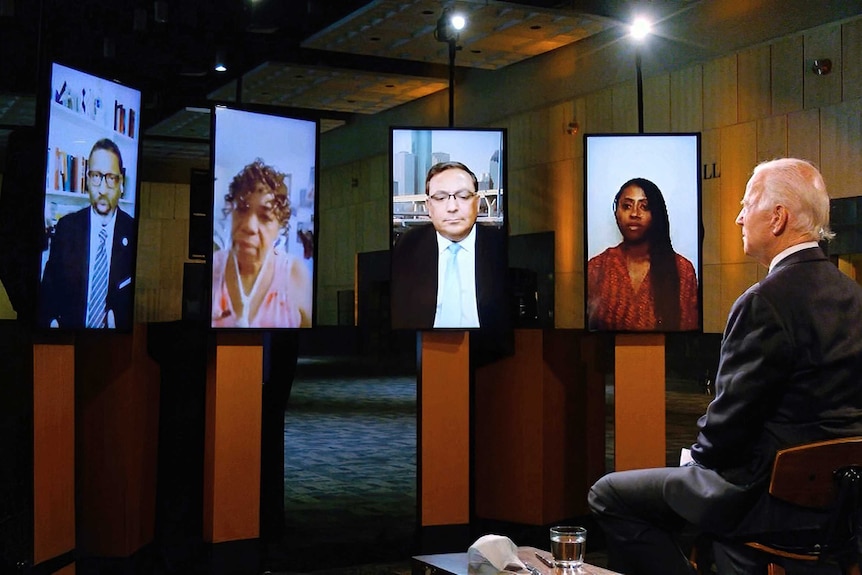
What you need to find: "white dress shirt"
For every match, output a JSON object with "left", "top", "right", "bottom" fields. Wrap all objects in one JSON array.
[{"left": 433, "top": 224, "right": 480, "bottom": 328}]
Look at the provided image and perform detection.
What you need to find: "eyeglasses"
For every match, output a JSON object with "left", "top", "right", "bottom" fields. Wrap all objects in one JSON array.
[
  {"left": 87, "top": 171, "right": 121, "bottom": 189},
  {"left": 427, "top": 190, "right": 477, "bottom": 204}
]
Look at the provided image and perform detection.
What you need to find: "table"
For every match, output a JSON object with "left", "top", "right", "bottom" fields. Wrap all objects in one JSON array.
[{"left": 412, "top": 546, "right": 622, "bottom": 575}]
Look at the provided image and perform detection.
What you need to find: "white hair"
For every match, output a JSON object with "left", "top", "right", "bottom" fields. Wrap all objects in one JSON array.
[{"left": 751, "top": 158, "right": 834, "bottom": 241}]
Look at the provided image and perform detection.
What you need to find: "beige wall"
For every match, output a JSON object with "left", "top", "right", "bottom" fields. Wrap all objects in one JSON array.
[
  {"left": 5, "top": 16, "right": 860, "bottom": 328},
  {"left": 133, "top": 181, "right": 195, "bottom": 323},
  {"left": 315, "top": 16, "right": 862, "bottom": 332}
]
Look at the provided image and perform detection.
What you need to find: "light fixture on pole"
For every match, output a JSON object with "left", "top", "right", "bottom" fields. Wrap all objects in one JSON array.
[
  {"left": 214, "top": 49, "right": 227, "bottom": 73},
  {"left": 435, "top": 7, "right": 466, "bottom": 127},
  {"left": 630, "top": 16, "right": 652, "bottom": 133},
  {"left": 153, "top": 0, "right": 168, "bottom": 23}
]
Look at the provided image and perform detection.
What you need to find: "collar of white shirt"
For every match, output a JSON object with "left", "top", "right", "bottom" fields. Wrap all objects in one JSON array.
[
  {"left": 769, "top": 241, "right": 819, "bottom": 272},
  {"left": 435, "top": 223, "right": 477, "bottom": 254}
]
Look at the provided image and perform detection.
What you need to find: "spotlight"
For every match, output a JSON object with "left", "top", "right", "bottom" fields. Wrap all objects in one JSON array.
[
  {"left": 630, "top": 17, "right": 651, "bottom": 40},
  {"left": 435, "top": 8, "right": 467, "bottom": 44},
  {"left": 435, "top": 6, "right": 468, "bottom": 127},
  {"left": 214, "top": 50, "right": 227, "bottom": 72},
  {"left": 153, "top": 0, "right": 168, "bottom": 24}
]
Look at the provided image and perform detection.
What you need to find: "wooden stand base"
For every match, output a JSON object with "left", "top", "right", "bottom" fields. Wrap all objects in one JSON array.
[
  {"left": 474, "top": 329, "right": 605, "bottom": 524},
  {"left": 614, "top": 333, "right": 666, "bottom": 471},
  {"left": 419, "top": 331, "right": 470, "bottom": 528},
  {"left": 203, "top": 333, "right": 263, "bottom": 547},
  {"left": 33, "top": 341, "right": 75, "bottom": 571}
]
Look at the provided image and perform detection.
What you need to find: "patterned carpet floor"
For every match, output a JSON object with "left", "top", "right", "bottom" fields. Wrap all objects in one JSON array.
[
  {"left": 263, "top": 357, "right": 418, "bottom": 575},
  {"left": 261, "top": 356, "right": 712, "bottom": 575}
]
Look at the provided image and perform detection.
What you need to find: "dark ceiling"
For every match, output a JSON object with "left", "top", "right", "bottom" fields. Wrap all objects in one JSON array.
[
  {"left": 1, "top": 0, "right": 862, "bottom": 162},
  {"left": 1, "top": 1, "right": 382, "bottom": 129},
  {"left": 0, "top": 1, "right": 700, "bottom": 129}
]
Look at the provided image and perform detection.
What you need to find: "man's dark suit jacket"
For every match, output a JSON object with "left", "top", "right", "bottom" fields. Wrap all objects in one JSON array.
[
  {"left": 390, "top": 223, "right": 509, "bottom": 332},
  {"left": 38, "top": 206, "right": 136, "bottom": 330},
  {"left": 663, "top": 247, "right": 862, "bottom": 535}
]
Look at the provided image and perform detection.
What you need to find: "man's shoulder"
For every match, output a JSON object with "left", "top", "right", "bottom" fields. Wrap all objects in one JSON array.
[
  {"left": 54, "top": 207, "right": 89, "bottom": 232},
  {"left": 750, "top": 248, "right": 857, "bottom": 303},
  {"left": 68, "top": 206, "right": 91, "bottom": 220},
  {"left": 476, "top": 223, "right": 505, "bottom": 240},
  {"left": 116, "top": 207, "right": 135, "bottom": 225},
  {"left": 394, "top": 223, "right": 435, "bottom": 250},
  {"left": 763, "top": 247, "right": 828, "bottom": 284}
]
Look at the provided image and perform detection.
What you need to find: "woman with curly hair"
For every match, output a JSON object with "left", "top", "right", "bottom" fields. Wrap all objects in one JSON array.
[
  {"left": 587, "top": 177, "right": 699, "bottom": 331},
  {"left": 211, "top": 158, "right": 311, "bottom": 327}
]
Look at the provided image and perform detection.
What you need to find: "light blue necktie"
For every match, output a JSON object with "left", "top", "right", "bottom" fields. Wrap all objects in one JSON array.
[
  {"left": 438, "top": 242, "right": 462, "bottom": 327},
  {"left": 86, "top": 227, "right": 109, "bottom": 328}
]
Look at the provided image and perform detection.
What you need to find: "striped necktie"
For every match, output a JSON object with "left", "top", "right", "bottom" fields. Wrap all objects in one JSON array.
[{"left": 86, "top": 226, "right": 109, "bottom": 328}]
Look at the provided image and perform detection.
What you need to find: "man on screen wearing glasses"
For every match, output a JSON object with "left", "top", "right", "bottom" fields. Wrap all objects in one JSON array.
[
  {"left": 391, "top": 161, "right": 507, "bottom": 331},
  {"left": 39, "top": 138, "right": 135, "bottom": 329}
]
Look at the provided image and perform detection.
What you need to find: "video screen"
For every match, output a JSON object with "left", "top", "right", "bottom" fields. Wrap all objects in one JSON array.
[
  {"left": 210, "top": 105, "right": 317, "bottom": 329},
  {"left": 389, "top": 127, "right": 509, "bottom": 331},
  {"left": 584, "top": 133, "right": 702, "bottom": 333},
  {"left": 37, "top": 61, "right": 141, "bottom": 331}
]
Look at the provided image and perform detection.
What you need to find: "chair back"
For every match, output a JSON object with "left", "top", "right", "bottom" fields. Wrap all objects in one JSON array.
[{"left": 768, "top": 436, "right": 862, "bottom": 509}]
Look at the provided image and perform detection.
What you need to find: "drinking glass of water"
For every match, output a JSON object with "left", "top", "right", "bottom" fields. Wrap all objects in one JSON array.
[{"left": 550, "top": 526, "right": 587, "bottom": 568}]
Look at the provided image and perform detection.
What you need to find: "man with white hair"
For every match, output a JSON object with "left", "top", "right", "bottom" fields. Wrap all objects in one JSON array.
[{"left": 588, "top": 158, "right": 862, "bottom": 574}]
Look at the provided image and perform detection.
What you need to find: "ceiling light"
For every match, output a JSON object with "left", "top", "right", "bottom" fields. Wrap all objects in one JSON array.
[
  {"left": 153, "top": 0, "right": 168, "bottom": 24},
  {"left": 435, "top": 8, "right": 467, "bottom": 44},
  {"left": 214, "top": 50, "right": 227, "bottom": 72},
  {"left": 630, "top": 17, "right": 651, "bottom": 40}
]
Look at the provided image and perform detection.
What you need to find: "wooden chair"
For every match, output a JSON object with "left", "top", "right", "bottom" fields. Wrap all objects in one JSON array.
[{"left": 742, "top": 436, "right": 862, "bottom": 575}]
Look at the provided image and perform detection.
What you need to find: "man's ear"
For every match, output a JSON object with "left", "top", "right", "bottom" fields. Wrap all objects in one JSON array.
[{"left": 771, "top": 204, "right": 788, "bottom": 235}]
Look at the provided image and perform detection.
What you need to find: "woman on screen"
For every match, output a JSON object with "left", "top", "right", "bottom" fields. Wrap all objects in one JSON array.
[
  {"left": 587, "top": 177, "right": 698, "bottom": 331},
  {"left": 212, "top": 159, "right": 311, "bottom": 328}
]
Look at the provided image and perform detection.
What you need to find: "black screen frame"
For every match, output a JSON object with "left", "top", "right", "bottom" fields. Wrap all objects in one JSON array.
[
  {"left": 388, "top": 125, "right": 509, "bottom": 332},
  {"left": 35, "top": 60, "right": 143, "bottom": 333},
  {"left": 583, "top": 132, "right": 703, "bottom": 334},
  {"left": 208, "top": 104, "right": 319, "bottom": 331}
]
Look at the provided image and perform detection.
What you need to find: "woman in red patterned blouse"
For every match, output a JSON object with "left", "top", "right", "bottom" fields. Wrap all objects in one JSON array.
[{"left": 587, "top": 177, "right": 699, "bottom": 331}]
